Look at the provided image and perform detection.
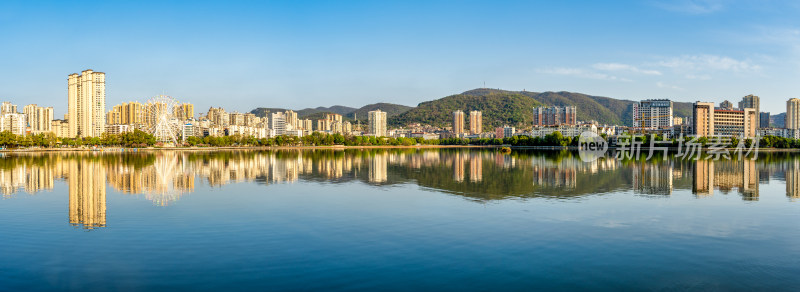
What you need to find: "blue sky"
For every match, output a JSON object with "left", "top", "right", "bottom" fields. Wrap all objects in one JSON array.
[{"left": 1, "top": 0, "right": 799, "bottom": 117}]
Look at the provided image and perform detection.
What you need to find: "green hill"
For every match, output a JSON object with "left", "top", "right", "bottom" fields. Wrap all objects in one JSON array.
[
  {"left": 389, "top": 90, "right": 543, "bottom": 128},
  {"left": 390, "top": 89, "right": 693, "bottom": 128}
]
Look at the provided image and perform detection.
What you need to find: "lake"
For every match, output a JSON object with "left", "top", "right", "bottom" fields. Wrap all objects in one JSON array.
[{"left": 0, "top": 149, "right": 798, "bottom": 291}]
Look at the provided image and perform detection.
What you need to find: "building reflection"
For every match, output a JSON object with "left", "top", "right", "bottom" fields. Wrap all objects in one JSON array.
[
  {"left": 369, "top": 152, "right": 388, "bottom": 183},
  {"left": 786, "top": 158, "right": 800, "bottom": 201},
  {"left": 632, "top": 161, "right": 673, "bottom": 195},
  {"left": 68, "top": 158, "right": 106, "bottom": 229},
  {"left": 692, "top": 159, "right": 758, "bottom": 200}
]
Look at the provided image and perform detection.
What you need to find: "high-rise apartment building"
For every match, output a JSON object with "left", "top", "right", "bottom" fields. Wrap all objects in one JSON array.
[
  {"left": 787, "top": 98, "right": 800, "bottom": 130},
  {"left": 469, "top": 110, "right": 482, "bottom": 134},
  {"left": 532, "top": 106, "right": 577, "bottom": 126},
  {"left": 229, "top": 112, "right": 245, "bottom": 126},
  {"left": 453, "top": 110, "right": 465, "bottom": 135},
  {"left": 0, "top": 102, "right": 17, "bottom": 114},
  {"left": 270, "top": 112, "right": 286, "bottom": 136},
  {"left": 317, "top": 113, "right": 344, "bottom": 133},
  {"left": 368, "top": 109, "right": 387, "bottom": 137},
  {"left": 760, "top": 112, "right": 770, "bottom": 128},
  {"left": 107, "top": 102, "right": 145, "bottom": 126},
  {"left": 693, "top": 102, "right": 714, "bottom": 137},
  {"left": 720, "top": 100, "right": 734, "bottom": 110},
  {"left": 503, "top": 126, "right": 516, "bottom": 138},
  {"left": 285, "top": 110, "right": 298, "bottom": 130},
  {"left": 51, "top": 120, "right": 69, "bottom": 138},
  {"left": 0, "top": 113, "right": 26, "bottom": 136},
  {"left": 300, "top": 119, "right": 314, "bottom": 131},
  {"left": 174, "top": 103, "right": 194, "bottom": 121},
  {"left": 739, "top": 94, "right": 760, "bottom": 128},
  {"left": 692, "top": 101, "right": 757, "bottom": 137},
  {"left": 68, "top": 69, "right": 106, "bottom": 137},
  {"left": 23, "top": 104, "right": 54, "bottom": 134},
  {"left": 632, "top": 99, "right": 673, "bottom": 129},
  {"left": 244, "top": 113, "right": 260, "bottom": 127},
  {"left": 207, "top": 107, "right": 229, "bottom": 127}
]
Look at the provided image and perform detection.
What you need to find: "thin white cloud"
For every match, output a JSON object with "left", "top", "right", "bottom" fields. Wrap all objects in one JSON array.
[
  {"left": 653, "top": 0, "right": 724, "bottom": 14},
  {"left": 593, "top": 63, "right": 662, "bottom": 75},
  {"left": 538, "top": 67, "right": 632, "bottom": 82},
  {"left": 656, "top": 54, "right": 761, "bottom": 73},
  {"left": 685, "top": 74, "right": 712, "bottom": 80},
  {"left": 656, "top": 81, "right": 683, "bottom": 90}
]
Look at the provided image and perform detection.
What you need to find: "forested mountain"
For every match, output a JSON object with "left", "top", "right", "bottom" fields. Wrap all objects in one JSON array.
[
  {"left": 389, "top": 90, "right": 543, "bottom": 128},
  {"left": 249, "top": 89, "right": 695, "bottom": 128},
  {"left": 390, "top": 89, "right": 693, "bottom": 128}
]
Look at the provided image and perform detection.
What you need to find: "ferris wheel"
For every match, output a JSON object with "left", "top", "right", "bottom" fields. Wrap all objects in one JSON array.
[{"left": 143, "top": 95, "right": 182, "bottom": 144}]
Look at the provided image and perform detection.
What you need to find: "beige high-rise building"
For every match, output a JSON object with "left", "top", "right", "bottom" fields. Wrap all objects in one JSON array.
[
  {"left": 107, "top": 102, "right": 146, "bottom": 126},
  {"left": 68, "top": 70, "right": 106, "bottom": 137},
  {"left": 23, "top": 104, "right": 54, "bottom": 134},
  {"left": 207, "top": 107, "right": 229, "bottom": 126},
  {"left": 469, "top": 110, "right": 482, "bottom": 134},
  {"left": 787, "top": 98, "right": 800, "bottom": 130},
  {"left": 230, "top": 112, "right": 246, "bottom": 126},
  {"left": 368, "top": 109, "right": 387, "bottom": 137},
  {"left": 0, "top": 102, "right": 17, "bottom": 114},
  {"left": 692, "top": 102, "right": 715, "bottom": 137},
  {"left": 106, "top": 106, "right": 121, "bottom": 125},
  {"left": 300, "top": 119, "right": 314, "bottom": 131},
  {"left": 51, "top": 120, "right": 69, "bottom": 138},
  {"left": 175, "top": 103, "right": 194, "bottom": 121},
  {"left": 692, "top": 101, "right": 757, "bottom": 137},
  {"left": 453, "top": 110, "right": 465, "bottom": 135},
  {"left": 285, "top": 110, "right": 298, "bottom": 129}
]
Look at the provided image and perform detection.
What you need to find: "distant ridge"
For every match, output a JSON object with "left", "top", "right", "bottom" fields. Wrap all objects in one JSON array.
[{"left": 250, "top": 103, "right": 412, "bottom": 120}]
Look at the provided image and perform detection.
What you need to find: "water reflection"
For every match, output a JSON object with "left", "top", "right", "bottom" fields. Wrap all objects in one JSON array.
[
  {"left": 1, "top": 149, "right": 799, "bottom": 229},
  {"left": 68, "top": 159, "right": 106, "bottom": 229}
]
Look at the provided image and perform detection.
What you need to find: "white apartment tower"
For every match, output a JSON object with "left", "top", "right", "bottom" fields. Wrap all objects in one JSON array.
[
  {"left": 270, "top": 112, "right": 287, "bottom": 136},
  {"left": 23, "top": 104, "right": 54, "bottom": 134},
  {"left": 632, "top": 99, "right": 673, "bottom": 129},
  {"left": 368, "top": 109, "right": 387, "bottom": 137},
  {"left": 68, "top": 69, "right": 106, "bottom": 137}
]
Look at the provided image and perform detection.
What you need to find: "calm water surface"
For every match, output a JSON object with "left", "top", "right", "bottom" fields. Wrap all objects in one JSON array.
[{"left": 0, "top": 149, "right": 799, "bottom": 291}]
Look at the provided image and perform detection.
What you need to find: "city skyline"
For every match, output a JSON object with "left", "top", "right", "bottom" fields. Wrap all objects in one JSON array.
[{"left": 2, "top": 1, "right": 800, "bottom": 115}]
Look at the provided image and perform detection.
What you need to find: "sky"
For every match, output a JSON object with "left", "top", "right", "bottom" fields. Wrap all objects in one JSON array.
[{"left": 1, "top": 0, "right": 799, "bottom": 117}]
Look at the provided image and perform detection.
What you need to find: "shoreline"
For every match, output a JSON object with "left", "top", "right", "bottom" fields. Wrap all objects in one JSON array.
[
  {"left": 2, "top": 144, "right": 800, "bottom": 153},
  {"left": 0, "top": 145, "right": 503, "bottom": 153}
]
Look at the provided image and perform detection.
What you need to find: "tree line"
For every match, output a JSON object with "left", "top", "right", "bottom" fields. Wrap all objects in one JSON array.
[{"left": 1, "top": 129, "right": 798, "bottom": 149}]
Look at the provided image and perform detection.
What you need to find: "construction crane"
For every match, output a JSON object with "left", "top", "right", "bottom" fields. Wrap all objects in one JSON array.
[{"left": 633, "top": 114, "right": 672, "bottom": 134}]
